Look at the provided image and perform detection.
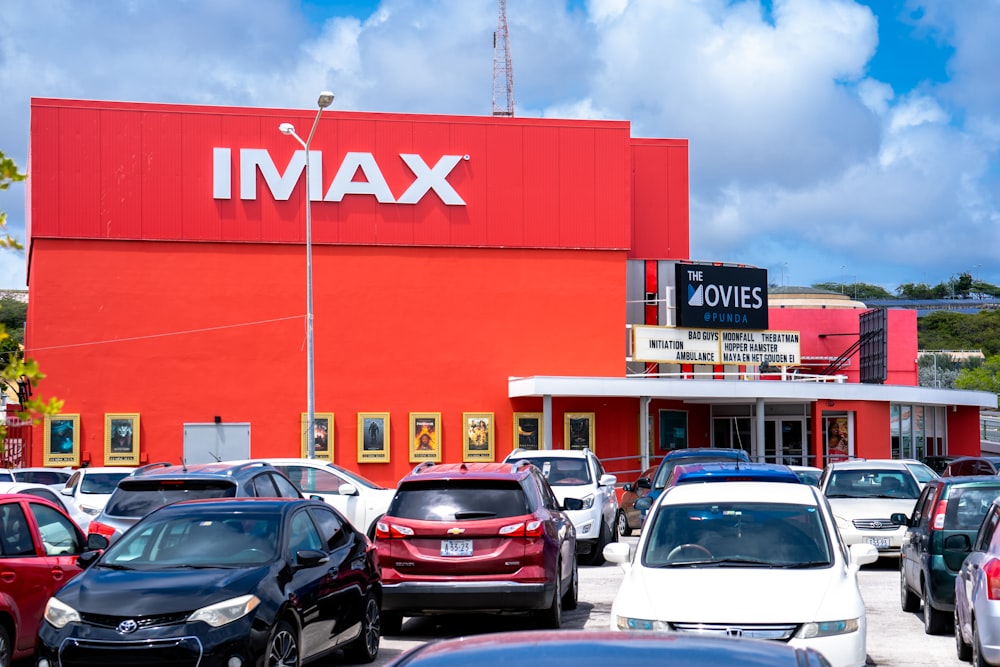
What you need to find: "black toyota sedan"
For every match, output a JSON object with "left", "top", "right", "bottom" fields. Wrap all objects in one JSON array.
[{"left": 36, "top": 497, "right": 382, "bottom": 667}]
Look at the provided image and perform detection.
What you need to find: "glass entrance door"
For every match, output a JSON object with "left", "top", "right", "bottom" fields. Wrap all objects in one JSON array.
[{"left": 764, "top": 418, "right": 806, "bottom": 466}]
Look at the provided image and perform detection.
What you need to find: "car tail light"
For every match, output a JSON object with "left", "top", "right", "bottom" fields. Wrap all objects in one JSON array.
[
  {"left": 931, "top": 499, "right": 948, "bottom": 531},
  {"left": 88, "top": 521, "right": 115, "bottom": 539},
  {"left": 499, "top": 520, "right": 544, "bottom": 537},
  {"left": 374, "top": 521, "right": 414, "bottom": 539},
  {"left": 985, "top": 558, "right": 1000, "bottom": 600}
]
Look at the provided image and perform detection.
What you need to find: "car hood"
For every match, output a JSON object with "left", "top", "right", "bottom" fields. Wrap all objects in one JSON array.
[
  {"left": 550, "top": 485, "right": 597, "bottom": 501},
  {"left": 615, "top": 563, "right": 861, "bottom": 623},
  {"left": 826, "top": 497, "right": 917, "bottom": 519},
  {"left": 57, "top": 565, "right": 270, "bottom": 614}
]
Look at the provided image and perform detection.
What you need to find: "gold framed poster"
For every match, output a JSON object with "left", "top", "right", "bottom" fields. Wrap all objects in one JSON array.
[
  {"left": 44, "top": 414, "right": 80, "bottom": 467},
  {"left": 463, "top": 412, "right": 494, "bottom": 462},
  {"left": 409, "top": 412, "right": 442, "bottom": 463},
  {"left": 301, "top": 413, "right": 334, "bottom": 460},
  {"left": 564, "top": 412, "right": 595, "bottom": 451},
  {"left": 358, "top": 412, "right": 390, "bottom": 463},
  {"left": 104, "top": 413, "right": 140, "bottom": 466},
  {"left": 513, "top": 412, "right": 543, "bottom": 451}
]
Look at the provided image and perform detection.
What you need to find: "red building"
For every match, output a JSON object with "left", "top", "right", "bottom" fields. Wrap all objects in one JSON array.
[{"left": 22, "top": 97, "right": 993, "bottom": 484}]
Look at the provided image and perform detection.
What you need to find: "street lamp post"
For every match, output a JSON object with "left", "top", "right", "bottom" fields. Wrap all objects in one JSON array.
[{"left": 279, "top": 90, "right": 335, "bottom": 459}]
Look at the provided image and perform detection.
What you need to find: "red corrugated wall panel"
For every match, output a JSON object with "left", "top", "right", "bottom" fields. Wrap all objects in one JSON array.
[{"left": 630, "top": 138, "right": 689, "bottom": 259}]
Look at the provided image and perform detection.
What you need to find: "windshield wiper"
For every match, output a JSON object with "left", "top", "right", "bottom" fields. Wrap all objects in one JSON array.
[
  {"left": 777, "top": 560, "right": 831, "bottom": 568},
  {"left": 96, "top": 563, "right": 133, "bottom": 570}
]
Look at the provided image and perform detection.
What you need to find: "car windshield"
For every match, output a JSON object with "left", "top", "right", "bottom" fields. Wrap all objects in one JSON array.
[
  {"left": 389, "top": 481, "right": 530, "bottom": 520},
  {"left": 643, "top": 502, "right": 832, "bottom": 568},
  {"left": 825, "top": 469, "right": 920, "bottom": 499},
  {"left": 515, "top": 457, "right": 593, "bottom": 486},
  {"left": 279, "top": 463, "right": 387, "bottom": 494},
  {"left": 103, "top": 480, "right": 238, "bottom": 518},
  {"left": 102, "top": 511, "right": 279, "bottom": 567},
  {"left": 80, "top": 472, "right": 131, "bottom": 494}
]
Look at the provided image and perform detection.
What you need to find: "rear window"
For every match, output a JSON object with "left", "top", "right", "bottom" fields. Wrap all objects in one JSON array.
[
  {"left": 944, "top": 486, "right": 1000, "bottom": 530},
  {"left": 104, "top": 480, "right": 237, "bottom": 518},
  {"left": 512, "top": 456, "right": 593, "bottom": 486},
  {"left": 80, "top": 472, "right": 131, "bottom": 494},
  {"left": 389, "top": 480, "right": 531, "bottom": 521}
]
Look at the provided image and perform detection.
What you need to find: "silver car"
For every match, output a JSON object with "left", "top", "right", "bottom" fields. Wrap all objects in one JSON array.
[{"left": 955, "top": 495, "right": 1000, "bottom": 665}]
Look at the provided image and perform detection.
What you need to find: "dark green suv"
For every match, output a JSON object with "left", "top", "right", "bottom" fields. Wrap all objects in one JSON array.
[{"left": 894, "top": 475, "right": 1000, "bottom": 635}]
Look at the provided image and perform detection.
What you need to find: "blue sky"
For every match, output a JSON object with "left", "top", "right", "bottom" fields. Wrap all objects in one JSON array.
[{"left": 1, "top": 0, "right": 997, "bottom": 293}]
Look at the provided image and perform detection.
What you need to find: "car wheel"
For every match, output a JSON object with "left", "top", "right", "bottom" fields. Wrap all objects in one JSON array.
[
  {"left": 588, "top": 521, "right": 610, "bottom": 566},
  {"left": 0, "top": 624, "right": 11, "bottom": 667},
  {"left": 381, "top": 611, "right": 403, "bottom": 636},
  {"left": 343, "top": 592, "right": 380, "bottom": 663},
  {"left": 900, "top": 565, "right": 920, "bottom": 612},
  {"left": 923, "top": 593, "right": 949, "bottom": 635},
  {"left": 536, "top": 561, "right": 562, "bottom": 629},
  {"left": 266, "top": 619, "right": 300, "bottom": 667},
  {"left": 561, "top": 555, "right": 579, "bottom": 611},
  {"left": 956, "top": 608, "right": 972, "bottom": 661},
  {"left": 615, "top": 510, "right": 631, "bottom": 537}
]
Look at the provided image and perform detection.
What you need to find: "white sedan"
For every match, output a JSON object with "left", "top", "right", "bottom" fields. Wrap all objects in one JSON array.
[{"left": 604, "top": 480, "right": 877, "bottom": 667}]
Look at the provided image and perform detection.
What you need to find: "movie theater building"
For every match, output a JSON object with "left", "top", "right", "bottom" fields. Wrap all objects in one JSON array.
[{"left": 21, "top": 97, "right": 994, "bottom": 484}]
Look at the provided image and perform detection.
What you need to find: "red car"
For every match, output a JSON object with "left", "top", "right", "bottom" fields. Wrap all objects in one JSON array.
[
  {"left": 375, "top": 461, "right": 579, "bottom": 634},
  {"left": 0, "top": 493, "right": 100, "bottom": 665}
]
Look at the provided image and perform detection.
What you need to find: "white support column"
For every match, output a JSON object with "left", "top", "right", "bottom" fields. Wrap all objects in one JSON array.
[
  {"left": 756, "top": 397, "right": 765, "bottom": 462},
  {"left": 543, "top": 394, "right": 553, "bottom": 450},
  {"left": 640, "top": 396, "right": 651, "bottom": 470}
]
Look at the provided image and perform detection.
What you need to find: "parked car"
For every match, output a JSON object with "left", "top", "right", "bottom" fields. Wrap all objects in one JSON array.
[
  {"left": 820, "top": 459, "right": 922, "bottom": 557},
  {"left": 58, "top": 466, "right": 134, "bottom": 519},
  {"left": 644, "top": 448, "right": 751, "bottom": 518},
  {"left": 504, "top": 448, "right": 618, "bottom": 564},
  {"left": 790, "top": 465, "right": 823, "bottom": 486},
  {"left": 37, "top": 497, "right": 382, "bottom": 666},
  {"left": 895, "top": 475, "right": 1000, "bottom": 635},
  {"left": 10, "top": 467, "right": 73, "bottom": 486},
  {"left": 943, "top": 456, "right": 1000, "bottom": 477},
  {"left": 260, "top": 457, "right": 396, "bottom": 539},
  {"left": 616, "top": 464, "right": 657, "bottom": 537},
  {"left": 603, "top": 480, "right": 878, "bottom": 667},
  {"left": 375, "top": 461, "right": 579, "bottom": 633},
  {"left": 0, "top": 493, "right": 104, "bottom": 666},
  {"left": 900, "top": 459, "right": 940, "bottom": 488},
  {"left": 922, "top": 455, "right": 958, "bottom": 475},
  {"left": 87, "top": 460, "right": 302, "bottom": 543},
  {"left": 954, "top": 494, "right": 1000, "bottom": 664},
  {"left": 0, "top": 481, "right": 92, "bottom": 531},
  {"left": 383, "top": 629, "right": 834, "bottom": 667}
]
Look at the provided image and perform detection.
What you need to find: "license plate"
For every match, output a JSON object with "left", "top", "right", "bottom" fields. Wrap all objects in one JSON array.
[
  {"left": 441, "top": 539, "right": 473, "bottom": 557},
  {"left": 866, "top": 537, "right": 890, "bottom": 549}
]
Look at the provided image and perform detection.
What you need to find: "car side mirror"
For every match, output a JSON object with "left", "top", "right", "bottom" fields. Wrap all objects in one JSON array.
[
  {"left": 622, "top": 482, "right": 635, "bottom": 493},
  {"left": 86, "top": 534, "right": 109, "bottom": 551},
  {"left": 563, "top": 497, "right": 584, "bottom": 511},
  {"left": 338, "top": 483, "right": 359, "bottom": 497},
  {"left": 60, "top": 487, "right": 73, "bottom": 496},
  {"left": 944, "top": 534, "right": 972, "bottom": 552},
  {"left": 634, "top": 497, "right": 652, "bottom": 512},
  {"left": 890, "top": 512, "right": 909, "bottom": 527},
  {"left": 637, "top": 477, "right": 652, "bottom": 489},
  {"left": 77, "top": 550, "right": 102, "bottom": 569},
  {"left": 295, "top": 550, "right": 330, "bottom": 568},
  {"left": 309, "top": 494, "right": 327, "bottom": 503},
  {"left": 599, "top": 474, "right": 617, "bottom": 487}
]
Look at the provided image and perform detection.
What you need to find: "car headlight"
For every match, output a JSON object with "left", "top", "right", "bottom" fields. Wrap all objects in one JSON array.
[
  {"left": 44, "top": 597, "right": 81, "bottom": 629},
  {"left": 580, "top": 494, "right": 595, "bottom": 510},
  {"left": 800, "top": 618, "right": 859, "bottom": 638},
  {"left": 614, "top": 615, "right": 669, "bottom": 631},
  {"left": 188, "top": 594, "right": 261, "bottom": 628}
]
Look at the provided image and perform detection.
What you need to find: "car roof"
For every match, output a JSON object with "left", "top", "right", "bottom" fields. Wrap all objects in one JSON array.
[
  {"left": 129, "top": 460, "right": 277, "bottom": 480},
  {"left": 668, "top": 462, "right": 801, "bottom": 485},
  {"left": 0, "top": 491, "right": 69, "bottom": 512},
  {"left": 400, "top": 461, "right": 533, "bottom": 482},
  {"left": 661, "top": 448, "right": 750, "bottom": 461},
  {"left": 506, "top": 448, "right": 593, "bottom": 459},
  {"left": 929, "top": 475, "right": 1000, "bottom": 487},
  {"left": 826, "top": 459, "right": 912, "bottom": 471},
  {"left": 661, "top": 480, "right": 821, "bottom": 506},
  {"left": 154, "top": 497, "right": 317, "bottom": 513}
]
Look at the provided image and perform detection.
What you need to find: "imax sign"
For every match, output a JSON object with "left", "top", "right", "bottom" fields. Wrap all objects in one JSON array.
[{"left": 213, "top": 148, "right": 468, "bottom": 205}]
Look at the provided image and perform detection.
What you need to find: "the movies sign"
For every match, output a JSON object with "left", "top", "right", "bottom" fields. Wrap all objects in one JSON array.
[
  {"left": 674, "top": 263, "right": 768, "bottom": 330},
  {"left": 632, "top": 325, "right": 800, "bottom": 366}
]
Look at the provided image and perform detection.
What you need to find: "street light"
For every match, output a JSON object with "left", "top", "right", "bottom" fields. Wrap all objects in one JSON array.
[{"left": 279, "top": 90, "right": 334, "bottom": 459}]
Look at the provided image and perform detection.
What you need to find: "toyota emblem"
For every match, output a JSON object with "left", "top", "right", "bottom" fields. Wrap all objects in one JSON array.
[
  {"left": 871, "top": 521, "right": 883, "bottom": 529},
  {"left": 116, "top": 619, "right": 139, "bottom": 634}
]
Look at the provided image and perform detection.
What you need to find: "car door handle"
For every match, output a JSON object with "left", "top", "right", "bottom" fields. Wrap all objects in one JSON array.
[
  {"left": 1, "top": 571, "right": 14, "bottom": 584},
  {"left": 52, "top": 569, "right": 65, "bottom": 582}
]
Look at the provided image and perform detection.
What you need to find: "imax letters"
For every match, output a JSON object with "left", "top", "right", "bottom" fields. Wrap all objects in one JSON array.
[{"left": 213, "top": 148, "right": 467, "bottom": 205}]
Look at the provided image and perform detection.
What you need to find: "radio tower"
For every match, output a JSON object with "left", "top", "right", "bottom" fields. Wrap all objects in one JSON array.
[{"left": 492, "top": 0, "right": 514, "bottom": 116}]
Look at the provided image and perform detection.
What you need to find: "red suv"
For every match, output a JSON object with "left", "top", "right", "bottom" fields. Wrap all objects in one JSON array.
[
  {"left": 375, "top": 461, "right": 579, "bottom": 633},
  {"left": 0, "top": 494, "right": 103, "bottom": 665}
]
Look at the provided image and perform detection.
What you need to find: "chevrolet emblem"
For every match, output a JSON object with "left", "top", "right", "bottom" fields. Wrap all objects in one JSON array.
[{"left": 447, "top": 527, "right": 465, "bottom": 535}]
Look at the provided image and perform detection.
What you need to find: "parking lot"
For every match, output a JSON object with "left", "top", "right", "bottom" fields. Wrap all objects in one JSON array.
[{"left": 372, "top": 536, "right": 968, "bottom": 667}]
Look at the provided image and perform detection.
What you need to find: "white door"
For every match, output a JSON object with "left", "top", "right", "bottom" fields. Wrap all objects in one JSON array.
[{"left": 183, "top": 423, "right": 250, "bottom": 464}]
